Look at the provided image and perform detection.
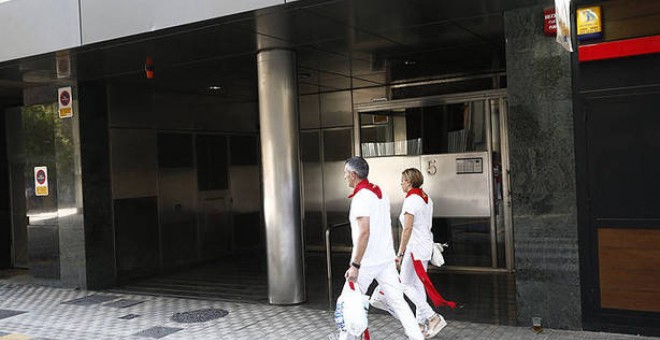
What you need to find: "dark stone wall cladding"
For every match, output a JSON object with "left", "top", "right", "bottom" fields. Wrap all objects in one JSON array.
[{"left": 504, "top": 6, "right": 581, "bottom": 330}]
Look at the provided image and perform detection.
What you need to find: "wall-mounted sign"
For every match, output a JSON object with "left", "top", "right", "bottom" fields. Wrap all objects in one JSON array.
[
  {"left": 56, "top": 51, "right": 71, "bottom": 79},
  {"left": 577, "top": 6, "right": 603, "bottom": 41},
  {"left": 456, "top": 158, "right": 483, "bottom": 174},
  {"left": 34, "top": 166, "right": 48, "bottom": 197},
  {"left": 544, "top": 7, "right": 557, "bottom": 37},
  {"left": 58, "top": 86, "right": 73, "bottom": 118},
  {"left": 373, "top": 114, "right": 389, "bottom": 124}
]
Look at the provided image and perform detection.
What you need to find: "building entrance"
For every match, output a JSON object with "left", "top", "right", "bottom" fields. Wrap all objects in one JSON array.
[
  {"left": 105, "top": 84, "right": 266, "bottom": 300},
  {"left": 356, "top": 90, "right": 513, "bottom": 271}
]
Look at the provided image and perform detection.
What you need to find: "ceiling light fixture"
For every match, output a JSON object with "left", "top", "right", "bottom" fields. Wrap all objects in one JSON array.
[{"left": 209, "top": 86, "right": 222, "bottom": 91}]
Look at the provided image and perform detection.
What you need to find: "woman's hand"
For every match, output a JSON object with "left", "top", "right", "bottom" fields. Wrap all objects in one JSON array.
[{"left": 395, "top": 256, "right": 402, "bottom": 270}]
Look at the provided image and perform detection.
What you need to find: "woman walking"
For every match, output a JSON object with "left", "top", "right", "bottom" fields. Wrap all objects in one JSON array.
[{"left": 396, "top": 168, "right": 447, "bottom": 339}]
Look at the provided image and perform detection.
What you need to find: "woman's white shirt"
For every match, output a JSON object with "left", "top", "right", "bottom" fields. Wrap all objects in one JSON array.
[{"left": 399, "top": 194, "right": 434, "bottom": 261}]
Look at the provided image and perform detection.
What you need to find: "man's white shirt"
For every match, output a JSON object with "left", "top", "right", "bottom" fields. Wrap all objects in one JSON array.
[{"left": 349, "top": 189, "right": 395, "bottom": 266}]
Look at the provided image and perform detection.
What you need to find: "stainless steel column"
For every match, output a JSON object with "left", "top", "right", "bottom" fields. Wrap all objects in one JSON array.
[{"left": 257, "top": 48, "right": 305, "bottom": 305}]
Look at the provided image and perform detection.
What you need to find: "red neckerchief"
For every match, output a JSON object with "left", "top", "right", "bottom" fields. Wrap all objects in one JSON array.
[
  {"left": 406, "top": 188, "right": 428, "bottom": 203},
  {"left": 348, "top": 179, "right": 382, "bottom": 199}
]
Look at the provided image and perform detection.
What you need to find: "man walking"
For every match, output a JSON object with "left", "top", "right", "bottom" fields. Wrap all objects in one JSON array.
[{"left": 339, "top": 156, "right": 425, "bottom": 340}]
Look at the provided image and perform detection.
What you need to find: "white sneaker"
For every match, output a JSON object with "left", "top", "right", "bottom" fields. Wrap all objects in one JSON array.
[
  {"left": 370, "top": 297, "right": 388, "bottom": 312},
  {"left": 424, "top": 314, "right": 447, "bottom": 339},
  {"left": 369, "top": 296, "right": 398, "bottom": 319}
]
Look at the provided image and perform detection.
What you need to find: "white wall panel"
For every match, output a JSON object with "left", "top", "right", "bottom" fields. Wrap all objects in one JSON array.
[
  {"left": 81, "top": 0, "right": 283, "bottom": 44},
  {"left": 0, "top": 0, "right": 81, "bottom": 62}
]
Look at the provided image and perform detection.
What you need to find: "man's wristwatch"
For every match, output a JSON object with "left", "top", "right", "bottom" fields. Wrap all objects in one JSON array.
[{"left": 351, "top": 261, "right": 361, "bottom": 269}]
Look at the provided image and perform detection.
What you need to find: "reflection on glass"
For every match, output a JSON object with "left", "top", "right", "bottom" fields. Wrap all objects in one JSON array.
[
  {"left": 301, "top": 131, "right": 323, "bottom": 247},
  {"left": 323, "top": 128, "right": 353, "bottom": 246},
  {"left": 22, "top": 104, "right": 59, "bottom": 222},
  {"left": 360, "top": 102, "right": 487, "bottom": 157},
  {"left": 323, "top": 129, "right": 353, "bottom": 162},
  {"left": 490, "top": 99, "right": 506, "bottom": 268},
  {"left": 360, "top": 109, "right": 421, "bottom": 157},
  {"left": 433, "top": 217, "right": 492, "bottom": 267}
]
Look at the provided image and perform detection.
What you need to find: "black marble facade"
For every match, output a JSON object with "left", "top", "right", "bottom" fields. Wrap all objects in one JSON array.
[
  {"left": 0, "top": 104, "right": 11, "bottom": 269},
  {"left": 504, "top": 6, "right": 581, "bottom": 330},
  {"left": 78, "top": 82, "right": 116, "bottom": 289},
  {"left": 54, "top": 84, "right": 87, "bottom": 288}
]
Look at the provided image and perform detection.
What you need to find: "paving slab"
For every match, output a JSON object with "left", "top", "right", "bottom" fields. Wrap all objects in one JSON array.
[{"left": 0, "top": 283, "right": 657, "bottom": 340}]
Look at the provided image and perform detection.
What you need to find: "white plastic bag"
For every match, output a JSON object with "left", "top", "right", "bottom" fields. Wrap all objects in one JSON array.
[
  {"left": 335, "top": 282, "right": 369, "bottom": 336},
  {"left": 369, "top": 285, "right": 398, "bottom": 320},
  {"left": 555, "top": 0, "right": 573, "bottom": 52},
  {"left": 430, "top": 243, "right": 447, "bottom": 267}
]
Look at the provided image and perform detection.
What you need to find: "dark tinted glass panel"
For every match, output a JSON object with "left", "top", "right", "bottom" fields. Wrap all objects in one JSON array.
[
  {"left": 158, "top": 133, "right": 193, "bottom": 168},
  {"left": 587, "top": 92, "right": 660, "bottom": 218},
  {"left": 433, "top": 217, "right": 492, "bottom": 267},
  {"left": 230, "top": 135, "right": 258, "bottom": 166},
  {"left": 323, "top": 129, "right": 352, "bottom": 162},
  {"left": 360, "top": 102, "right": 486, "bottom": 157},
  {"left": 422, "top": 105, "right": 446, "bottom": 154},
  {"left": 360, "top": 108, "right": 422, "bottom": 157},
  {"left": 406, "top": 108, "right": 422, "bottom": 140},
  {"left": 196, "top": 135, "right": 228, "bottom": 190},
  {"left": 114, "top": 197, "right": 159, "bottom": 278},
  {"left": 301, "top": 131, "right": 320, "bottom": 163}
]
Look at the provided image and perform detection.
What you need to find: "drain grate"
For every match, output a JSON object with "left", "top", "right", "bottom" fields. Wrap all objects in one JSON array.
[
  {"left": 104, "top": 299, "right": 144, "bottom": 308},
  {"left": 171, "top": 309, "right": 229, "bottom": 323},
  {"left": 0, "top": 309, "right": 26, "bottom": 320},
  {"left": 133, "top": 326, "right": 182, "bottom": 339},
  {"left": 62, "top": 294, "right": 119, "bottom": 306}
]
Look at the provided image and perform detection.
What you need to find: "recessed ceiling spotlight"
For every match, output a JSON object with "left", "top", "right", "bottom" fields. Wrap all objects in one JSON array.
[
  {"left": 404, "top": 60, "right": 417, "bottom": 66},
  {"left": 209, "top": 86, "right": 222, "bottom": 91}
]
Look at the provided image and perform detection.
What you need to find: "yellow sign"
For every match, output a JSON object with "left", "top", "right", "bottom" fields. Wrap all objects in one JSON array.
[
  {"left": 577, "top": 6, "right": 602, "bottom": 40},
  {"left": 36, "top": 186, "right": 48, "bottom": 196}
]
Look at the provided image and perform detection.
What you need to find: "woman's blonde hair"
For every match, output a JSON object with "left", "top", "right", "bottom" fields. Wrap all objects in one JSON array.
[{"left": 402, "top": 168, "right": 424, "bottom": 188}]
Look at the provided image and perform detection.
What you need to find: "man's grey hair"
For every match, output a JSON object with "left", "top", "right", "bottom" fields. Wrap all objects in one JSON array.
[{"left": 345, "top": 156, "right": 369, "bottom": 179}]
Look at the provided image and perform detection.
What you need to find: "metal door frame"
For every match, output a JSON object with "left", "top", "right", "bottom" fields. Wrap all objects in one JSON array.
[{"left": 353, "top": 89, "right": 514, "bottom": 272}]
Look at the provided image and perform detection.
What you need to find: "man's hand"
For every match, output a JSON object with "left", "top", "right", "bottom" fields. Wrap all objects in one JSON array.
[
  {"left": 345, "top": 266, "right": 359, "bottom": 282},
  {"left": 394, "top": 257, "right": 402, "bottom": 270}
]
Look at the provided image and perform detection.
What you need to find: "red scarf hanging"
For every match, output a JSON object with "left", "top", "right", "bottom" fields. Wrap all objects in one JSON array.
[
  {"left": 348, "top": 179, "right": 382, "bottom": 199},
  {"left": 406, "top": 188, "right": 428, "bottom": 203},
  {"left": 411, "top": 254, "right": 456, "bottom": 308}
]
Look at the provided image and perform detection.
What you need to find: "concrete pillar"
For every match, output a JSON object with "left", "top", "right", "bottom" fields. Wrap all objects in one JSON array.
[{"left": 257, "top": 47, "right": 305, "bottom": 304}]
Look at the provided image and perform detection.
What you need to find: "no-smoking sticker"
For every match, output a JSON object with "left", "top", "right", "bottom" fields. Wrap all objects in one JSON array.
[
  {"left": 34, "top": 166, "right": 49, "bottom": 197},
  {"left": 58, "top": 86, "right": 73, "bottom": 118}
]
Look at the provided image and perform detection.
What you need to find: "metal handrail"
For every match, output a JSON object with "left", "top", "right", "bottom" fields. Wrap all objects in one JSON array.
[{"left": 325, "top": 221, "right": 350, "bottom": 309}]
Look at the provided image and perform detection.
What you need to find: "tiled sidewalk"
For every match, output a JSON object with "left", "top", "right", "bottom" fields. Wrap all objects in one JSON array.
[{"left": 0, "top": 283, "right": 657, "bottom": 340}]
